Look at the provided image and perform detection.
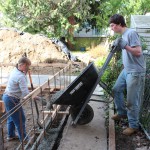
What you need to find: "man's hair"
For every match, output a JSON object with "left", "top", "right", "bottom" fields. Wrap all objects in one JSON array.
[
  {"left": 18, "top": 57, "right": 31, "bottom": 66},
  {"left": 109, "top": 14, "right": 126, "bottom": 27}
]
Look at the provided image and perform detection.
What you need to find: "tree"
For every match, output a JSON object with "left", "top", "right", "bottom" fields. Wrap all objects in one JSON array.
[
  {"left": 0, "top": 0, "right": 93, "bottom": 38},
  {"left": 0, "top": 0, "right": 150, "bottom": 38}
]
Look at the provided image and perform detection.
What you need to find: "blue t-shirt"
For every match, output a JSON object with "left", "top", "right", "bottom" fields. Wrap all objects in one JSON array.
[{"left": 122, "top": 28, "right": 146, "bottom": 73}]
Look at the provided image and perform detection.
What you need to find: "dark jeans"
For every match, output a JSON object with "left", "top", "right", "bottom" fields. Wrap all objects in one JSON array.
[{"left": 2, "top": 94, "right": 27, "bottom": 141}]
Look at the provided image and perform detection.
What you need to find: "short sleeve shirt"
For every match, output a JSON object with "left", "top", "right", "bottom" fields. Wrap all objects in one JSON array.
[{"left": 122, "top": 28, "right": 146, "bottom": 73}]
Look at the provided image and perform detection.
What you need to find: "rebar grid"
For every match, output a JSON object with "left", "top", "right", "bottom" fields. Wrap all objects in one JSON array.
[{"left": 0, "top": 63, "right": 72, "bottom": 150}]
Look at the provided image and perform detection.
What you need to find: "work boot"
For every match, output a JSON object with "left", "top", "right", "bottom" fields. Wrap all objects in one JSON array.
[
  {"left": 123, "top": 128, "right": 138, "bottom": 136},
  {"left": 7, "top": 136, "right": 19, "bottom": 141},
  {"left": 111, "top": 114, "right": 127, "bottom": 121}
]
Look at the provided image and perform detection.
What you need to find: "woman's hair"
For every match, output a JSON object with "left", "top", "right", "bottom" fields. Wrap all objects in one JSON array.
[
  {"left": 109, "top": 14, "right": 126, "bottom": 27},
  {"left": 17, "top": 57, "right": 31, "bottom": 66}
]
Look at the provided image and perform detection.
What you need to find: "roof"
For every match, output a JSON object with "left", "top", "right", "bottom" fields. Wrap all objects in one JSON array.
[{"left": 131, "top": 15, "right": 150, "bottom": 28}]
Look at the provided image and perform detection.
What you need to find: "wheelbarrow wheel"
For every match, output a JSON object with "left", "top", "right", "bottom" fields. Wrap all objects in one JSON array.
[{"left": 70, "top": 104, "right": 94, "bottom": 125}]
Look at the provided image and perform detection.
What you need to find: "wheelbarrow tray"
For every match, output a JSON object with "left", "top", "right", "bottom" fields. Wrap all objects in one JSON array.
[{"left": 52, "top": 63, "right": 98, "bottom": 106}]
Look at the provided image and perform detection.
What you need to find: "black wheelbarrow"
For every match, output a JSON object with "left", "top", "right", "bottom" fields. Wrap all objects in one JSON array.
[{"left": 49, "top": 44, "right": 119, "bottom": 126}]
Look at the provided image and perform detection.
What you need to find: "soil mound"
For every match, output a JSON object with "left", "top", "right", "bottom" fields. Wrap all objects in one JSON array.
[{"left": 0, "top": 28, "right": 68, "bottom": 63}]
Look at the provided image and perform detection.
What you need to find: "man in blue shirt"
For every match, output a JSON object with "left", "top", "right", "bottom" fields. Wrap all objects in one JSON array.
[{"left": 109, "top": 14, "right": 146, "bottom": 135}]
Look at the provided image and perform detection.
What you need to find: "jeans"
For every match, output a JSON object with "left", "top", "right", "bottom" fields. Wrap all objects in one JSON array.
[
  {"left": 2, "top": 94, "right": 27, "bottom": 141},
  {"left": 112, "top": 69, "right": 145, "bottom": 129}
]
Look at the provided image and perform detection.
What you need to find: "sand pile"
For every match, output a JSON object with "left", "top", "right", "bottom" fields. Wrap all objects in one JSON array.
[{"left": 0, "top": 28, "right": 68, "bottom": 63}]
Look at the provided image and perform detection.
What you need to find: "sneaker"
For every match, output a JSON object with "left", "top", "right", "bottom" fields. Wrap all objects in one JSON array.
[
  {"left": 111, "top": 114, "right": 127, "bottom": 121},
  {"left": 7, "top": 136, "right": 19, "bottom": 141},
  {"left": 123, "top": 128, "right": 138, "bottom": 136}
]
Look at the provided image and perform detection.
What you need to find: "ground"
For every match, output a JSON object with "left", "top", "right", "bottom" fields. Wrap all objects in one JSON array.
[{"left": 115, "top": 119, "right": 150, "bottom": 150}]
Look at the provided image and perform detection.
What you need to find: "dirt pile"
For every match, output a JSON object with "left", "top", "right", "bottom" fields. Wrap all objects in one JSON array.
[{"left": 0, "top": 28, "right": 68, "bottom": 63}]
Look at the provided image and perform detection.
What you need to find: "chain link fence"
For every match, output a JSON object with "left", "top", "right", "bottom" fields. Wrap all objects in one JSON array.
[{"left": 140, "top": 53, "right": 150, "bottom": 140}]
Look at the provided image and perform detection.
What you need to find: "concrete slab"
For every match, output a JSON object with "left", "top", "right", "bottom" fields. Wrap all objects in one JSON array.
[
  {"left": 90, "top": 95, "right": 104, "bottom": 102},
  {"left": 93, "top": 85, "right": 104, "bottom": 96},
  {"left": 93, "top": 91, "right": 104, "bottom": 96},
  {"left": 27, "top": 75, "right": 77, "bottom": 86},
  {"left": 58, "top": 99, "right": 107, "bottom": 150},
  {"left": 94, "top": 85, "right": 103, "bottom": 92},
  {"left": 0, "top": 74, "right": 78, "bottom": 86}
]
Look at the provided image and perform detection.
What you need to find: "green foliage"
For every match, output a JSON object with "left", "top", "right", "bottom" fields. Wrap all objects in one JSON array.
[
  {"left": 140, "top": 37, "right": 148, "bottom": 50},
  {"left": 95, "top": 51, "right": 122, "bottom": 94},
  {"left": 0, "top": 0, "right": 150, "bottom": 38},
  {"left": 95, "top": 57, "right": 106, "bottom": 67},
  {"left": 0, "top": 0, "right": 93, "bottom": 38},
  {"left": 94, "top": 0, "right": 150, "bottom": 29},
  {"left": 74, "top": 37, "right": 102, "bottom": 50}
]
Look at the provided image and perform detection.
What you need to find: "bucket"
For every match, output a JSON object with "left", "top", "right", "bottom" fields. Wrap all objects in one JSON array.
[{"left": 80, "top": 47, "right": 86, "bottom": 52}]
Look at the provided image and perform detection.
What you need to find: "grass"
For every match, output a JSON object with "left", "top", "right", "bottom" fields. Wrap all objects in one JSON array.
[{"left": 72, "top": 44, "right": 108, "bottom": 61}]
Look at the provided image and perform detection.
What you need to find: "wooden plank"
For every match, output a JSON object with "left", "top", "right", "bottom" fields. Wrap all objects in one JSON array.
[
  {"left": 43, "top": 110, "right": 69, "bottom": 115},
  {"left": 30, "top": 105, "right": 62, "bottom": 150},
  {"left": 0, "top": 125, "right": 4, "bottom": 150},
  {"left": 40, "top": 105, "right": 61, "bottom": 124},
  {"left": 0, "top": 101, "right": 5, "bottom": 113},
  {"left": 109, "top": 100, "right": 116, "bottom": 150}
]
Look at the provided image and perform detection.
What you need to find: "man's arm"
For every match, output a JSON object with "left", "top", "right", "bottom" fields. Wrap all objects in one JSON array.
[
  {"left": 125, "top": 45, "right": 142, "bottom": 56},
  {"left": 114, "top": 38, "right": 142, "bottom": 57}
]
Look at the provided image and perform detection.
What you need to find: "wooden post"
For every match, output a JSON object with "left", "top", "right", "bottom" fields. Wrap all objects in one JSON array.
[
  {"left": 0, "top": 101, "right": 5, "bottom": 113},
  {"left": 0, "top": 124, "right": 4, "bottom": 150}
]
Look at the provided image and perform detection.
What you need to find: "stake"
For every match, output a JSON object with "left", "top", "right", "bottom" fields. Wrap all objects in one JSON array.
[{"left": 24, "top": 52, "right": 43, "bottom": 128}]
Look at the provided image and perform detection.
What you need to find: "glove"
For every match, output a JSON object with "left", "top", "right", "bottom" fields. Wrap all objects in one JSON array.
[
  {"left": 111, "top": 38, "right": 122, "bottom": 52},
  {"left": 119, "top": 38, "right": 128, "bottom": 49},
  {"left": 112, "top": 38, "right": 127, "bottom": 49},
  {"left": 112, "top": 38, "right": 122, "bottom": 47}
]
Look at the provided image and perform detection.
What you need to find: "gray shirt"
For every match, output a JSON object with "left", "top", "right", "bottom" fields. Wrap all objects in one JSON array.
[
  {"left": 5, "top": 67, "right": 29, "bottom": 99},
  {"left": 122, "top": 28, "right": 146, "bottom": 73}
]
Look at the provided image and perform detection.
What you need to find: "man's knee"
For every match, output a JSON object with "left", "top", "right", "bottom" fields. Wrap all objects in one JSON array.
[{"left": 112, "top": 85, "right": 119, "bottom": 93}]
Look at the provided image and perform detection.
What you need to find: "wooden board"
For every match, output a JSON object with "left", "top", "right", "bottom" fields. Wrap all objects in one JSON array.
[{"left": 0, "top": 101, "right": 5, "bottom": 113}]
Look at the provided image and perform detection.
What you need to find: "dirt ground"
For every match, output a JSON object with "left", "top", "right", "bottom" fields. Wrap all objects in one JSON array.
[
  {"left": 115, "top": 120, "right": 150, "bottom": 150},
  {"left": 0, "top": 28, "right": 70, "bottom": 64},
  {"left": 2, "top": 90, "right": 51, "bottom": 150}
]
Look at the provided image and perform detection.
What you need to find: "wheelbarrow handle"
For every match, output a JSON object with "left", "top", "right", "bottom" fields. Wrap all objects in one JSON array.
[{"left": 98, "top": 45, "right": 118, "bottom": 78}]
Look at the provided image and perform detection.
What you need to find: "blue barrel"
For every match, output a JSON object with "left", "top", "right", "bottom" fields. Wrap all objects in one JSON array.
[{"left": 80, "top": 47, "right": 86, "bottom": 51}]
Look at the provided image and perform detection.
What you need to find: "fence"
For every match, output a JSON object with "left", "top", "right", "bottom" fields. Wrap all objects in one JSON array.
[{"left": 140, "top": 53, "right": 150, "bottom": 140}]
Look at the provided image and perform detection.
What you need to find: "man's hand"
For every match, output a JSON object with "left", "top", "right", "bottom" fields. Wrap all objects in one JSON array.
[
  {"left": 112, "top": 38, "right": 121, "bottom": 47},
  {"left": 112, "top": 38, "right": 127, "bottom": 50},
  {"left": 111, "top": 38, "right": 122, "bottom": 52},
  {"left": 119, "top": 38, "right": 127, "bottom": 49}
]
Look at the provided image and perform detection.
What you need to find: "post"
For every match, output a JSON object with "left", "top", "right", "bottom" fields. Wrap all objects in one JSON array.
[{"left": 0, "top": 124, "right": 4, "bottom": 150}]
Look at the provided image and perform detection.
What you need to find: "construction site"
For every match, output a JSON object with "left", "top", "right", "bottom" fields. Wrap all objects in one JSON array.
[
  {"left": 0, "top": 28, "right": 111, "bottom": 150},
  {"left": 0, "top": 15, "right": 150, "bottom": 150}
]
